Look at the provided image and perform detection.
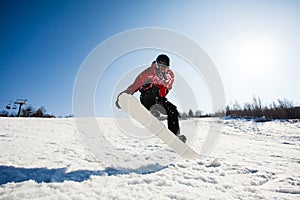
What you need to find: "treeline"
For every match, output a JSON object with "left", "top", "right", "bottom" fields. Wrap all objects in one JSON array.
[
  {"left": 225, "top": 97, "right": 300, "bottom": 120},
  {"left": 0, "top": 106, "right": 55, "bottom": 118},
  {"left": 179, "top": 109, "right": 211, "bottom": 119}
]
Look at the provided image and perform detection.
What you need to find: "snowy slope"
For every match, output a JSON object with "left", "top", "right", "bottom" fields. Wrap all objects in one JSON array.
[{"left": 0, "top": 117, "right": 299, "bottom": 200}]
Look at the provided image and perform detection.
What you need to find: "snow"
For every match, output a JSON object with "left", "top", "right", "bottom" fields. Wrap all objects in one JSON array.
[{"left": 0, "top": 117, "right": 299, "bottom": 199}]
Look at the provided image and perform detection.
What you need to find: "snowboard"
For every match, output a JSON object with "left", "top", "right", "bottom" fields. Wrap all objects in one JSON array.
[{"left": 118, "top": 93, "right": 200, "bottom": 159}]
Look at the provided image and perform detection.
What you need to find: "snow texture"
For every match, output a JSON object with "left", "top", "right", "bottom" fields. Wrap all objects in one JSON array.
[{"left": 0, "top": 117, "right": 299, "bottom": 200}]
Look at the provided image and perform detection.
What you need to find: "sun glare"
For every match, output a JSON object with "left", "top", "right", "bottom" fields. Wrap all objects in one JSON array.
[{"left": 231, "top": 32, "right": 280, "bottom": 75}]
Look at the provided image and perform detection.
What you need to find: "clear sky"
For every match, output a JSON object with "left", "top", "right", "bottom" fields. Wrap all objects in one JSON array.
[{"left": 1, "top": 0, "right": 300, "bottom": 117}]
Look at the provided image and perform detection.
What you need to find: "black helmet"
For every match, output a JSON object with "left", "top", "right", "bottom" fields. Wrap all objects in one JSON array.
[{"left": 156, "top": 54, "right": 170, "bottom": 66}]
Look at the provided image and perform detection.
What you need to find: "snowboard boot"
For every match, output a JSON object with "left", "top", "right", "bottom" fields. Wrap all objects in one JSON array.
[{"left": 178, "top": 135, "right": 187, "bottom": 143}]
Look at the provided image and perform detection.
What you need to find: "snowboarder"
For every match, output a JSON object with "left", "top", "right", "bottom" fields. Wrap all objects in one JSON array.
[{"left": 116, "top": 54, "right": 186, "bottom": 143}]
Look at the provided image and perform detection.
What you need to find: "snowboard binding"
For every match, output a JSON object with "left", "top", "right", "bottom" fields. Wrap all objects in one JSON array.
[
  {"left": 178, "top": 135, "right": 187, "bottom": 143},
  {"left": 150, "top": 110, "right": 161, "bottom": 119}
]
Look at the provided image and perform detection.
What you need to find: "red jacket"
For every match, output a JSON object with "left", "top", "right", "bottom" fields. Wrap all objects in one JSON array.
[{"left": 127, "top": 61, "right": 174, "bottom": 97}]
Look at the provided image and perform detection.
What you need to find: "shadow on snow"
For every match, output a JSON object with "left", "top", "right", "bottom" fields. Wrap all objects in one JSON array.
[{"left": 0, "top": 164, "right": 166, "bottom": 185}]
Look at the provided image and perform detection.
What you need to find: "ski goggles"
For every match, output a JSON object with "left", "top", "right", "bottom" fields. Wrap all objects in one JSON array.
[{"left": 156, "top": 62, "right": 169, "bottom": 71}]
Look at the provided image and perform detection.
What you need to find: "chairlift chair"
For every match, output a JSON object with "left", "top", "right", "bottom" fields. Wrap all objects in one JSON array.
[
  {"left": 6, "top": 100, "right": 12, "bottom": 110},
  {"left": 6, "top": 104, "right": 11, "bottom": 110}
]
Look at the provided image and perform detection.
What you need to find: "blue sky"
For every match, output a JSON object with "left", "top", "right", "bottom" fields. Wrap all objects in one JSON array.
[{"left": 1, "top": 0, "right": 300, "bottom": 117}]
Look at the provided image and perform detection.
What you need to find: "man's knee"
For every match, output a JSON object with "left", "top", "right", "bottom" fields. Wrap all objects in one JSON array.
[{"left": 166, "top": 102, "right": 178, "bottom": 115}]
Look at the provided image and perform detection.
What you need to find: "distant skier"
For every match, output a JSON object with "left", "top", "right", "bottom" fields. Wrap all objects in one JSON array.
[{"left": 116, "top": 54, "right": 186, "bottom": 143}]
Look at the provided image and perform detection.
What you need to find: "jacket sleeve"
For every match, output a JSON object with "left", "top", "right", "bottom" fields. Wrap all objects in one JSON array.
[
  {"left": 168, "top": 71, "right": 174, "bottom": 90},
  {"left": 126, "top": 68, "right": 151, "bottom": 94}
]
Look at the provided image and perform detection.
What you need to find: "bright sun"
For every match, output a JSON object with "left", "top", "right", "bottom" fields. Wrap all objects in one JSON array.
[{"left": 231, "top": 33, "right": 279, "bottom": 75}]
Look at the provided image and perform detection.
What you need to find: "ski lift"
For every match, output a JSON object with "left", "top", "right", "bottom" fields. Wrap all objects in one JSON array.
[
  {"left": 6, "top": 104, "right": 11, "bottom": 110},
  {"left": 14, "top": 99, "right": 28, "bottom": 117},
  {"left": 14, "top": 99, "right": 28, "bottom": 105},
  {"left": 6, "top": 100, "right": 12, "bottom": 110}
]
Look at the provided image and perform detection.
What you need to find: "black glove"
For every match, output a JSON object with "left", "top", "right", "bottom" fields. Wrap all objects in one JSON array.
[{"left": 115, "top": 90, "right": 130, "bottom": 109}]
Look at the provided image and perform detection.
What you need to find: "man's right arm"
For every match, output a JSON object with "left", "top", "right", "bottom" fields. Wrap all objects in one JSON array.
[
  {"left": 126, "top": 68, "right": 151, "bottom": 94},
  {"left": 116, "top": 67, "right": 151, "bottom": 109}
]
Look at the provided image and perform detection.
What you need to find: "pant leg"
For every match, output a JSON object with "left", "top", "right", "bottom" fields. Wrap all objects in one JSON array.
[
  {"left": 140, "top": 87, "right": 180, "bottom": 135},
  {"left": 140, "top": 87, "right": 159, "bottom": 109},
  {"left": 158, "top": 100, "right": 180, "bottom": 135}
]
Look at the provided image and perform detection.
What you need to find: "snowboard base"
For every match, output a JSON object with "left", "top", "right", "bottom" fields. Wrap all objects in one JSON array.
[{"left": 118, "top": 93, "right": 199, "bottom": 159}]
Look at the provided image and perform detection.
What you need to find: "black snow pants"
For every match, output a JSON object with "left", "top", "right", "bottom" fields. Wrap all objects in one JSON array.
[{"left": 140, "top": 86, "right": 180, "bottom": 136}]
